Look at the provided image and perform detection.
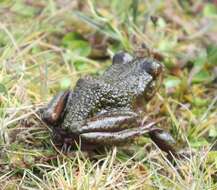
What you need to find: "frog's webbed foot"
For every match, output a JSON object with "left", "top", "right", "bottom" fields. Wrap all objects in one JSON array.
[
  {"left": 148, "top": 128, "right": 177, "bottom": 156},
  {"left": 40, "top": 91, "right": 71, "bottom": 126}
]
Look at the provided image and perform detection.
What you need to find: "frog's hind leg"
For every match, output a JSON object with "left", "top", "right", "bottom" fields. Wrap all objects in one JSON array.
[
  {"left": 80, "top": 121, "right": 156, "bottom": 144},
  {"left": 75, "top": 110, "right": 139, "bottom": 134},
  {"left": 80, "top": 123, "right": 176, "bottom": 155},
  {"left": 40, "top": 91, "right": 71, "bottom": 125}
]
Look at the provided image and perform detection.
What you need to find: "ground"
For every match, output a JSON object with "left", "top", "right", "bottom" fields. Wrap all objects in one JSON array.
[{"left": 0, "top": 0, "right": 217, "bottom": 189}]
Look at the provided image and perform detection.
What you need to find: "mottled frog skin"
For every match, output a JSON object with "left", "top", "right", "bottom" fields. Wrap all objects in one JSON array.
[{"left": 41, "top": 52, "right": 176, "bottom": 154}]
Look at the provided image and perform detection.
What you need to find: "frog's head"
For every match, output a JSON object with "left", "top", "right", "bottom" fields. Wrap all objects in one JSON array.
[
  {"left": 122, "top": 55, "right": 164, "bottom": 112},
  {"left": 112, "top": 52, "right": 163, "bottom": 78},
  {"left": 111, "top": 52, "right": 164, "bottom": 101},
  {"left": 135, "top": 57, "right": 164, "bottom": 101},
  {"left": 104, "top": 52, "right": 163, "bottom": 103}
]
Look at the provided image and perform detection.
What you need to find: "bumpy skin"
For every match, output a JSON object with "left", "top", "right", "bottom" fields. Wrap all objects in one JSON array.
[{"left": 41, "top": 52, "right": 176, "bottom": 154}]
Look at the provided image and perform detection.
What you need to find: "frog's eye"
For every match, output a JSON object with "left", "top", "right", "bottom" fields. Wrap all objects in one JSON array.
[
  {"left": 112, "top": 52, "right": 133, "bottom": 65},
  {"left": 142, "top": 59, "right": 163, "bottom": 78}
]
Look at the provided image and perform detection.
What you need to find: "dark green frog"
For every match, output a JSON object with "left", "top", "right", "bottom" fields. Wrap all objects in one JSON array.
[{"left": 41, "top": 52, "right": 176, "bottom": 154}]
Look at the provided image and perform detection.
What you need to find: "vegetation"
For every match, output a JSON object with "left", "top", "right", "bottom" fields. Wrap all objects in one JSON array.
[{"left": 0, "top": 0, "right": 217, "bottom": 189}]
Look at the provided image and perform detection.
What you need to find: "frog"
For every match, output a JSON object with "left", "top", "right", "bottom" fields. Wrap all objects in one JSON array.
[{"left": 40, "top": 52, "right": 176, "bottom": 155}]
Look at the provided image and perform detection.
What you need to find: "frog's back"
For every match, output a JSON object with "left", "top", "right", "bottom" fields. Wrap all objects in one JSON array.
[
  {"left": 62, "top": 76, "right": 130, "bottom": 127},
  {"left": 62, "top": 57, "right": 155, "bottom": 128},
  {"left": 64, "top": 77, "right": 107, "bottom": 122}
]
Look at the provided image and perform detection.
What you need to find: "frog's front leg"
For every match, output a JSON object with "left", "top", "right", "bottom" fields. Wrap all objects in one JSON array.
[{"left": 40, "top": 91, "right": 71, "bottom": 126}]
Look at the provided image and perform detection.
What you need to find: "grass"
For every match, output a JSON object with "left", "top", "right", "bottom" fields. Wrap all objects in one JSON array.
[{"left": 0, "top": 0, "right": 217, "bottom": 189}]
